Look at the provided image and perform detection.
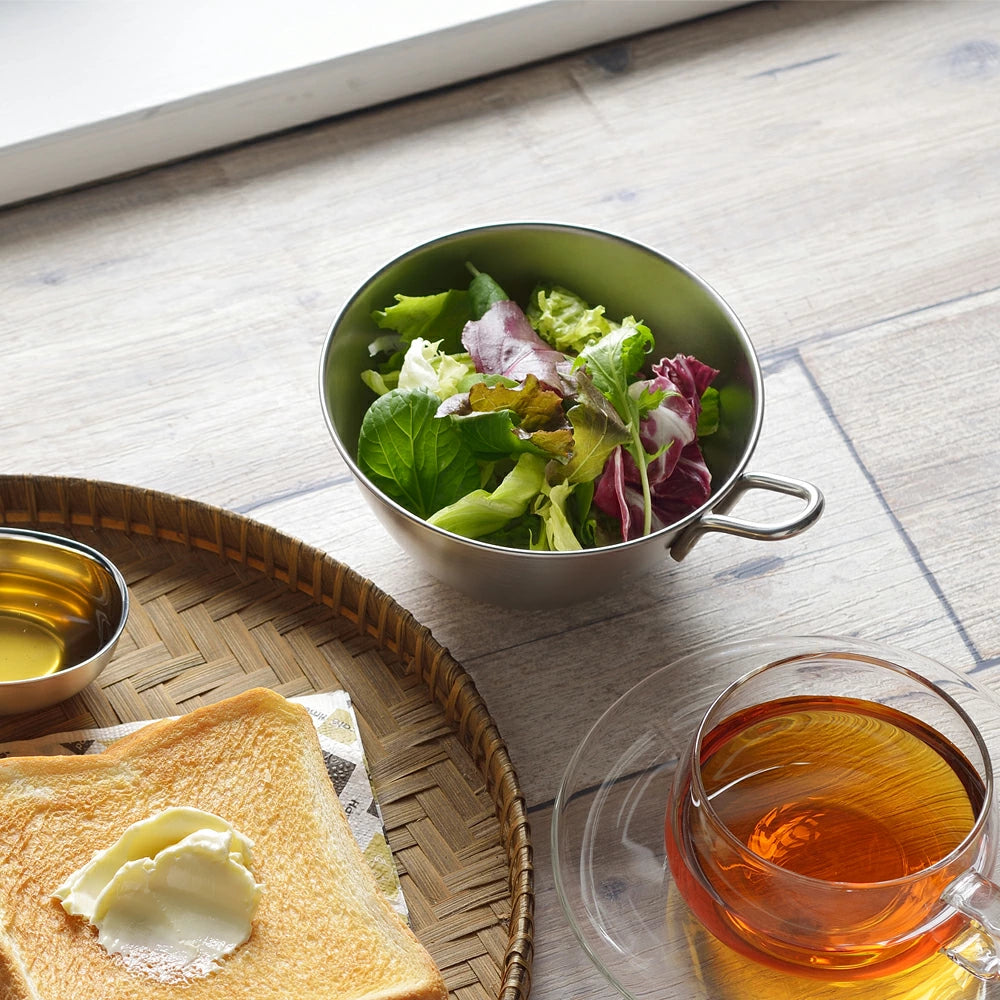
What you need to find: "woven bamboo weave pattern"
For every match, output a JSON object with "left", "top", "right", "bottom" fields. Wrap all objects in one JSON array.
[{"left": 0, "top": 475, "right": 534, "bottom": 1000}]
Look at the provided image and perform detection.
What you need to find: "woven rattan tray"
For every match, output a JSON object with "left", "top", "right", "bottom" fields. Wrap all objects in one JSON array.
[{"left": 0, "top": 475, "right": 533, "bottom": 1000}]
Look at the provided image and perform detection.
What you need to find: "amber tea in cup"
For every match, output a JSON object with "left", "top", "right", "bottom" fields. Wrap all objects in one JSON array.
[{"left": 665, "top": 651, "right": 1000, "bottom": 981}]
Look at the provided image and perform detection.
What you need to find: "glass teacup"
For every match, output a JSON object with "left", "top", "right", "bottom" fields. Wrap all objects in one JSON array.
[{"left": 666, "top": 651, "right": 1000, "bottom": 981}]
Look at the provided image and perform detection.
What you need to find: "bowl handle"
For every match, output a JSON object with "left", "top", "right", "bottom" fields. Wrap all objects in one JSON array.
[{"left": 669, "top": 473, "right": 824, "bottom": 561}]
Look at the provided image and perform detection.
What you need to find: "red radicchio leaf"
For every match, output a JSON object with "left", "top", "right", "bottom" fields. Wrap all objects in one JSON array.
[
  {"left": 593, "top": 353, "right": 719, "bottom": 541},
  {"left": 462, "top": 300, "right": 567, "bottom": 390},
  {"left": 654, "top": 354, "right": 718, "bottom": 402}
]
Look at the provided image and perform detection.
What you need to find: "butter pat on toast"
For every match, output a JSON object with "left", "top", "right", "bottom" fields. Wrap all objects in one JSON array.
[{"left": 0, "top": 688, "right": 449, "bottom": 1000}]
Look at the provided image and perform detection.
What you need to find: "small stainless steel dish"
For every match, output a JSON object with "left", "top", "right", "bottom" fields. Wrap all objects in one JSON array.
[
  {"left": 0, "top": 527, "right": 129, "bottom": 714},
  {"left": 319, "top": 222, "right": 824, "bottom": 608}
]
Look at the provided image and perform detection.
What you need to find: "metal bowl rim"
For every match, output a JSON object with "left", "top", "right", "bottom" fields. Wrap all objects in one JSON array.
[{"left": 0, "top": 526, "right": 130, "bottom": 689}]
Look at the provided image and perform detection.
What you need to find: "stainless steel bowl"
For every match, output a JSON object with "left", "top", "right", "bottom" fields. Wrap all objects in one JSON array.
[
  {"left": 319, "top": 223, "right": 823, "bottom": 608},
  {"left": 0, "top": 527, "right": 129, "bottom": 714}
]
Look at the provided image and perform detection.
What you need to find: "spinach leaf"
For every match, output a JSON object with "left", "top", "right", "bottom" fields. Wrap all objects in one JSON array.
[
  {"left": 453, "top": 410, "right": 573, "bottom": 460},
  {"left": 357, "top": 388, "right": 480, "bottom": 519}
]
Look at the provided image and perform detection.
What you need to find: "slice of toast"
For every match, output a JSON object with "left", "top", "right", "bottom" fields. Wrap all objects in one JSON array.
[{"left": 0, "top": 688, "right": 449, "bottom": 1000}]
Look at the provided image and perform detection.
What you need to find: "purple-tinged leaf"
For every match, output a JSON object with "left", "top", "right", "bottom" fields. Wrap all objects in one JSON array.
[
  {"left": 462, "top": 300, "right": 567, "bottom": 389},
  {"left": 594, "top": 354, "right": 719, "bottom": 540}
]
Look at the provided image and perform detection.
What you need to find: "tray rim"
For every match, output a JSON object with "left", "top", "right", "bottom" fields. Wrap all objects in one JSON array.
[{"left": 0, "top": 473, "right": 534, "bottom": 1000}]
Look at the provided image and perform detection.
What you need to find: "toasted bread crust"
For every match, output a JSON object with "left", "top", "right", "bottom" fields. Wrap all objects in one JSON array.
[{"left": 0, "top": 688, "right": 448, "bottom": 1000}]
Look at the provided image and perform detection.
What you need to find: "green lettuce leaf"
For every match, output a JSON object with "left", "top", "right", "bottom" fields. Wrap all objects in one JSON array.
[
  {"left": 360, "top": 368, "right": 399, "bottom": 397},
  {"left": 526, "top": 285, "right": 615, "bottom": 353},
  {"left": 426, "top": 453, "right": 547, "bottom": 538},
  {"left": 554, "top": 371, "right": 631, "bottom": 485},
  {"left": 532, "top": 480, "right": 583, "bottom": 551},
  {"left": 575, "top": 318, "right": 655, "bottom": 410},
  {"left": 357, "top": 388, "right": 480, "bottom": 519},
  {"left": 477, "top": 515, "right": 541, "bottom": 550},
  {"left": 363, "top": 339, "right": 479, "bottom": 399},
  {"left": 371, "top": 289, "right": 473, "bottom": 354},
  {"left": 397, "top": 338, "right": 477, "bottom": 400},
  {"left": 697, "top": 386, "right": 721, "bottom": 437},
  {"left": 572, "top": 480, "right": 598, "bottom": 547}
]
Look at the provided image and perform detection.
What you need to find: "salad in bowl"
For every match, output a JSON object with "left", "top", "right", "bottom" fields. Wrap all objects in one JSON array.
[{"left": 357, "top": 265, "right": 720, "bottom": 552}]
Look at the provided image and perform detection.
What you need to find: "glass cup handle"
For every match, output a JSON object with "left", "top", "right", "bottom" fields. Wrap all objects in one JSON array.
[{"left": 942, "top": 871, "right": 1000, "bottom": 980}]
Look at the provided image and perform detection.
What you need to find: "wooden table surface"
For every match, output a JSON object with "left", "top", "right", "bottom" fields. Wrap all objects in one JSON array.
[{"left": 3, "top": 2, "right": 1000, "bottom": 997}]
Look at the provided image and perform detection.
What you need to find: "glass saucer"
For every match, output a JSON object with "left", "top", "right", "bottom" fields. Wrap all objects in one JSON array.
[{"left": 551, "top": 635, "right": 1000, "bottom": 1000}]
